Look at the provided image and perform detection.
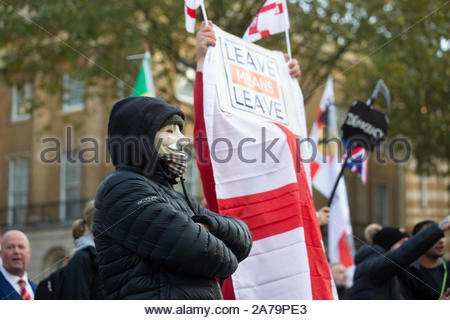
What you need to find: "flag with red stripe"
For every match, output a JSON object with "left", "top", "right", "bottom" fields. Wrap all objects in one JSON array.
[
  {"left": 194, "top": 47, "right": 334, "bottom": 299},
  {"left": 309, "top": 75, "right": 355, "bottom": 287},
  {"left": 243, "top": 0, "right": 290, "bottom": 43},
  {"left": 184, "top": 0, "right": 203, "bottom": 33}
]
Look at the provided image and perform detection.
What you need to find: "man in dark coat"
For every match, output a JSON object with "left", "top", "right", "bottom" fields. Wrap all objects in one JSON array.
[
  {"left": 350, "top": 216, "right": 450, "bottom": 299},
  {"left": 399, "top": 220, "right": 450, "bottom": 300},
  {"left": 94, "top": 96, "right": 252, "bottom": 299}
]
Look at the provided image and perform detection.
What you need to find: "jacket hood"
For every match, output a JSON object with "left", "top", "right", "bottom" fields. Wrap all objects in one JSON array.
[
  {"left": 354, "top": 244, "right": 386, "bottom": 265},
  {"left": 107, "top": 96, "right": 184, "bottom": 176}
]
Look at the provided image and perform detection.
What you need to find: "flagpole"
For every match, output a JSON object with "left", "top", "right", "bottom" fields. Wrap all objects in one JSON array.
[
  {"left": 285, "top": 30, "right": 292, "bottom": 59},
  {"left": 283, "top": 0, "right": 292, "bottom": 59},
  {"left": 327, "top": 156, "right": 349, "bottom": 207},
  {"left": 200, "top": 2, "right": 208, "bottom": 22}
]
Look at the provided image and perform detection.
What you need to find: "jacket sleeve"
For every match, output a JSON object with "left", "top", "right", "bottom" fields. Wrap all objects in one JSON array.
[
  {"left": 192, "top": 204, "right": 252, "bottom": 262},
  {"left": 365, "top": 223, "right": 444, "bottom": 284},
  {"left": 98, "top": 177, "right": 239, "bottom": 280}
]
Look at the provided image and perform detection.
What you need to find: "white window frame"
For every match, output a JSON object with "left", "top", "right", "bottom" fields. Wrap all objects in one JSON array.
[
  {"left": 62, "top": 73, "right": 84, "bottom": 112},
  {"left": 7, "top": 159, "right": 29, "bottom": 225},
  {"left": 59, "top": 151, "right": 82, "bottom": 221},
  {"left": 11, "top": 82, "right": 32, "bottom": 122}
]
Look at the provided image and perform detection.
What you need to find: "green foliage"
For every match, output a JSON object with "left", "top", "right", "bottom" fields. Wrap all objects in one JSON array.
[{"left": 0, "top": 0, "right": 448, "bottom": 174}]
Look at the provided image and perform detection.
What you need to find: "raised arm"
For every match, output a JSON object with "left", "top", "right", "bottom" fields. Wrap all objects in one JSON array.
[{"left": 366, "top": 220, "right": 449, "bottom": 284}]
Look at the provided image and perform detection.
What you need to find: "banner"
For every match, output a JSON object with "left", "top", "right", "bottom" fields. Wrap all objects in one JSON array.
[{"left": 194, "top": 26, "right": 333, "bottom": 299}]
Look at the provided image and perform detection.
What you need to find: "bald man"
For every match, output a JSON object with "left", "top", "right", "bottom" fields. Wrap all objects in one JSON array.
[{"left": 0, "top": 230, "right": 36, "bottom": 300}]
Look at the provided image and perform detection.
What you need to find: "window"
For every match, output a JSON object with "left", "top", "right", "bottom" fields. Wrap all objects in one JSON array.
[
  {"left": 420, "top": 175, "right": 427, "bottom": 209},
  {"left": 175, "top": 63, "right": 195, "bottom": 104},
  {"left": 117, "top": 80, "right": 127, "bottom": 99},
  {"left": 116, "top": 74, "right": 134, "bottom": 99},
  {"left": 11, "top": 82, "right": 32, "bottom": 122},
  {"left": 62, "top": 73, "right": 84, "bottom": 111},
  {"left": 60, "top": 151, "right": 82, "bottom": 221},
  {"left": 8, "top": 159, "right": 29, "bottom": 225},
  {"left": 374, "top": 183, "right": 387, "bottom": 225}
]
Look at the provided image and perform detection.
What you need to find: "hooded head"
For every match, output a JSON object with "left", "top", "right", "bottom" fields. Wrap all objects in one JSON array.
[{"left": 107, "top": 96, "right": 187, "bottom": 182}]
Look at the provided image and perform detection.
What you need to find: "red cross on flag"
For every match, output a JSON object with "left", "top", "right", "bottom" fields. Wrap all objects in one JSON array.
[
  {"left": 243, "top": 0, "right": 290, "bottom": 42},
  {"left": 185, "top": 0, "right": 204, "bottom": 33}
]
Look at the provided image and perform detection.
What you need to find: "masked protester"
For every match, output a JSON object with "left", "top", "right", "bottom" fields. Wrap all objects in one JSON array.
[{"left": 94, "top": 96, "right": 252, "bottom": 299}]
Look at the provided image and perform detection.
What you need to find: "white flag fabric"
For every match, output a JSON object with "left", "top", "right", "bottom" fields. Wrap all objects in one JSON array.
[
  {"left": 193, "top": 45, "right": 335, "bottom": 300},
  {"left": 184, "top": 0, "right": 203, "bottom": 33},
  {"left": 309, "top": 75, "right": 355, "bottom": 286},
  {"left": 243, "top": 0, "right": 290, "bottom": 42}
]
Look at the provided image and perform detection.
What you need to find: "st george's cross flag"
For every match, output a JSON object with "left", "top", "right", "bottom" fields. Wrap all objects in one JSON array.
[
  {"left": 309, "top": 75, "right": 355, "bottom": 286},
  {"left": 243, "top": 0, "right": 290, "bottom": 42},
  {"left": 132, "top": 51, "right": 155, "bottom": 97},
  {"left": 185, "top": 0, "right": 203, "bottom": 33},
  {"left": 193, "top": 38, "right": 335, "bottom": 300}
]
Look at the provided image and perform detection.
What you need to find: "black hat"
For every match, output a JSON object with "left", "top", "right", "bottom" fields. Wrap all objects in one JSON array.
[{"left": 373, "top": 227, "right": 409, "bottom": 251}]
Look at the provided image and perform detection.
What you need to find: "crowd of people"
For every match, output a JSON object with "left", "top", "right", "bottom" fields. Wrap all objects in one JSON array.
[{"left": 0, "top": 21, "right": 448, "bottom": 301}]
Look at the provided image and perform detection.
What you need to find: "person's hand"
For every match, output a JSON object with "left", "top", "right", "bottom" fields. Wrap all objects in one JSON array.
[
  {"left": 284, "top": 53, "right": 301, "bottom": 79},
  {"left": 196, "top": 222, "right": 210, "bottom": 232},
  {"left": 439, "top": 288, "right": 450, "bottom": 300},
  {"left": 317, "top": 206, "right": 330, "bottom": 226},
  {"left": 439, "top": 215, "right": 450, "bottom": 231},
  {"left": 196, "top": 21, "right": 216, "bottom": 72}
]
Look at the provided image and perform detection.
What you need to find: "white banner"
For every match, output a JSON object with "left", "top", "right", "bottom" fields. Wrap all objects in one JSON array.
[{"left": 212, "top": 25, "right": 305, "bottom": 137}]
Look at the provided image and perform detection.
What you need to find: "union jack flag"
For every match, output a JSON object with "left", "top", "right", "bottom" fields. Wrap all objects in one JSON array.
[{"left": 344, "top": 143, "right": 368, "bottom": 184}]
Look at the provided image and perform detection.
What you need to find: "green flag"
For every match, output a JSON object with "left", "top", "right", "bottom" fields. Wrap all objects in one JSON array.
[{"left": 132, "top": 51, "right": 155, "bottom": 96}]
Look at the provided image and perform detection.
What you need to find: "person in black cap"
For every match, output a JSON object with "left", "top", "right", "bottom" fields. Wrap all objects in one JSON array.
[
  {"left": 93, "top": 96, "right": 252, "bottom": 299},
  {"left": 350, "top": 215, "right": 450, "bottom": 299},
  {"left": 398, "top": 220, "right": 449, "bottom": 300}
]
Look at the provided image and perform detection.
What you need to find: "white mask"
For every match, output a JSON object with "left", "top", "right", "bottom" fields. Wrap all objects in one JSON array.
[{"left": 154, "top": 124, "right": 190, "bottom": 176}]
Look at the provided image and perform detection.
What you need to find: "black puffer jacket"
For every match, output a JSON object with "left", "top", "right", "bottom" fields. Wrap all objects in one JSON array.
[
  {"left": 350, "top": 223, "right": 445, "bottom": 299},
  {"left": 61, "top": 246, "right": 104, "bottom": 299},
  {"left": 94, "top": 96, "right": 252, "bottom": 299}
]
